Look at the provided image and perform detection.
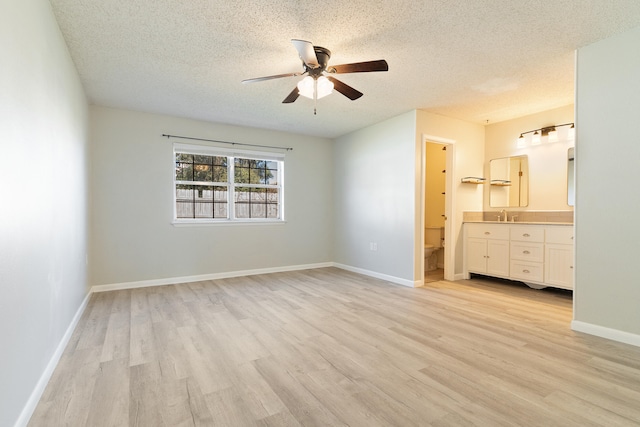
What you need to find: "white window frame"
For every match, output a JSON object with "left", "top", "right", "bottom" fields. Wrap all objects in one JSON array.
[{"left": 172, "top": 142, "right": 285, "bottom": 225}]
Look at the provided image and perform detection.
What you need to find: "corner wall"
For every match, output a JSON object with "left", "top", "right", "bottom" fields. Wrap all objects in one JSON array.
[
  {"left": 573, "top": 25, "right": 640, "bottom": 342},
  {"left": 0, "top": 1, "right": 90, "bottom": 425}
]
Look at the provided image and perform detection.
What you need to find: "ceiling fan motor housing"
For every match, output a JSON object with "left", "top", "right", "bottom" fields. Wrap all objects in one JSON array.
[{"left": 307, "top": 46, "right": 331, "bottom": 76}]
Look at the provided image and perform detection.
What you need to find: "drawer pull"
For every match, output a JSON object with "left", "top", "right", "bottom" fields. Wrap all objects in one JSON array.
[
  {"left": 523, "top": 250, "right": 530, "bottom": 254},
  {"left": 523, "top": 233, "right": 530, "bottom": 237},
  {"left": 484, "top": 232, "right": 490, "bottom": 235},
  {"left": 523, "top": 269, "right": 530, "bottom": 274}
]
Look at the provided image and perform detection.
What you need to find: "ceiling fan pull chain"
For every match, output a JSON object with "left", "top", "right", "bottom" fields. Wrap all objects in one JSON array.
[{"left": 314, "top": 78, "right": 318, "bottom": 115}]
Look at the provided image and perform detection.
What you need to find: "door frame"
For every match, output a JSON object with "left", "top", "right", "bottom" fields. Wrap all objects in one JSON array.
[{"left": 421, "top": 134, "right": 456, "bottom": 282}]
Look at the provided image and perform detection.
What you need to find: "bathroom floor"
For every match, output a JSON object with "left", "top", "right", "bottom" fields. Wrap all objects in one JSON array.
[{"left": 424, "top": 267, "right": 444, "bottom": 283}]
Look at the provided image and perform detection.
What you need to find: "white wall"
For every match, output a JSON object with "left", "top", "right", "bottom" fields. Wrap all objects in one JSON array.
[
  {"left": 574, "top": 25, "right": 640, "bottom": 339},
  {"left": 89, "top": 106, "right": 334, "bottom": 287},
  {"left": 484, "top": 105, "right": 575, "bottom": 211},
  {"left": 416, "top": 111, "right": 485, "bottom": 279},
  {"left": 0, "top": 1, "right": 89, "bottom": 426},
  {"left": 334, "top": 111, "right": 418, "bottom": 284}
]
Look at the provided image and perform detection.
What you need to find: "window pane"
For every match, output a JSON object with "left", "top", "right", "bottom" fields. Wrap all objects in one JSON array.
[
  {"left": 176, "top": 162, "right": 194, "bottom": 181},
  {"left": 234, "top": 187, "right": 279, "bottom": 219},
  {"left": 234, "top": 157, "right": 279, "bottom": 185},
  {"left": 234, "top": 164, "right": 249, "bottom": 184},
  {"left": 193, "top": 155, "right": 211, "bottom": 164},
  {"left": 176, "top": 184, "right": 194, "bottom": 218},
  {"left": 176, "top": 184, "right": 228, "bottom": 218},
  {"left": 213, "top": 186, "right": 228, "bottom": 218},
  {"left": 193, "top": 164, "right": 212, "bottom": 182},
  {"left": 213, "top": 165, "right": 228, "bottom": 182}
]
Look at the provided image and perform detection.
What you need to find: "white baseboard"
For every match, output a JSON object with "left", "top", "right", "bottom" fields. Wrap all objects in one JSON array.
[
  {"left": 333, "top": 263, "right": 419, "bottom": 287},
  {"left": 571, "top": 320, "right": 640, "bottom": 348},
  {"left": 14, "top": 292, "right": 91, "bottom": 427},
  {"left": 90, "top": 262, "right": 334, "bottom": 293},
  {"left": 452, "top": 272, "right": 465, "bottom": 281}
]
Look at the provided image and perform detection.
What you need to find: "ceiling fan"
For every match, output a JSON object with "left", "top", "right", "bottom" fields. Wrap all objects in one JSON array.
[{"left": 242, "top": 39, "right": 388, "bottom": 114}]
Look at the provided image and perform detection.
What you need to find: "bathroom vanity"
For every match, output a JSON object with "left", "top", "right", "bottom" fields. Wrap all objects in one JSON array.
[{"left": 463, "top": 222, "right": 573, "bottom": 290}]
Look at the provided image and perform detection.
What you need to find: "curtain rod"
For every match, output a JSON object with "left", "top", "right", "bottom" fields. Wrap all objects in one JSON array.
[{"left": 162, "top": 134, "right": 293, "bottom": 151}]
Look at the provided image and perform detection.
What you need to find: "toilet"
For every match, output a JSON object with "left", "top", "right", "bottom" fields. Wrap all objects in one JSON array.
[
  {"left": 424, "top": 226, "right": 444, "bottom": 272},
  {"left": 424, "top": 244, "right": 439, "bottom": 271}
]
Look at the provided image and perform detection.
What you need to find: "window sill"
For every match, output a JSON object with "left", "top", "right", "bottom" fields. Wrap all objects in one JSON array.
[{"left": 172, "top": 219, "right": 286, "bottom": 227}]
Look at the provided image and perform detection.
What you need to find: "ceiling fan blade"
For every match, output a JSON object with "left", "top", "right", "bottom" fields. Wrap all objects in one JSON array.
[
  {"left": 282, "top": 87, "right": 299, "bottom": 103},
  {"left": 326, "top": 76, "right": 363, "bottom": 100},
  {"left": 329, "top": 60, "right": 389, "bottom": 74},
  {"left": 242, "top": 72, "right": 301, "bottom": 84},
  {"left": 291, "top": 39, "right": 319, "bottom": 69}
]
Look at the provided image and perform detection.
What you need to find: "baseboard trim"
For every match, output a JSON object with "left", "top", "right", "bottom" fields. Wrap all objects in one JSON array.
[
  {"left": 333, "top": 263, "right": 418, "bottom": 287},
  {"left": 14, "top": 292, "right": 91, "bottom": 427},
  {"left": 571, "top": 320, "right": 640, "bottom": 348},
  {"left": 90, "top": 262, "right": 334, "bottom": 293},
  {"left": 452, "top": 273, "right": 465, "bottom": 281}
]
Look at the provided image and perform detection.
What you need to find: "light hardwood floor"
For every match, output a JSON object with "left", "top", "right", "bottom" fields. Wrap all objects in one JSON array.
[{"left": 29, "top": 268, "right": 640, "bottom": 426}]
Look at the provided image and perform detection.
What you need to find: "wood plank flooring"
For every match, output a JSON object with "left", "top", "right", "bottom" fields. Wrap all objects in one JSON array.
[{"left": 29, "top": 268, "right": 640, "bottom": 426}]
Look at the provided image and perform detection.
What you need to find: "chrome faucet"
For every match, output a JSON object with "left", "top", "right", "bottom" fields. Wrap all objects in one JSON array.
[{"left": 499, "top": 209, "right": 507, "bottom": 222}]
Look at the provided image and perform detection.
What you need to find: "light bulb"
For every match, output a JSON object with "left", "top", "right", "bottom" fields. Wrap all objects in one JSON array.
[
  {"left": 297, "top": 76, "right": 315, "bottom": 99},
  {"left": 316, "top": 76, "right": 334, "bottom": 99},
  {"left": 547, "top": 128, "right": 558, "bottom": 142},
  {"left": 516, "top": 134, "right": 526, "bottom": 148},
  {"left": 531, "top": 130, "right": 541, "bottom": 145}
]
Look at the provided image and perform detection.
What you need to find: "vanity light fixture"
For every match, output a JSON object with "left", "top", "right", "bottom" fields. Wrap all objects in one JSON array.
[{"left": 515, "top": 122, "right": 575, "bottom": 147}]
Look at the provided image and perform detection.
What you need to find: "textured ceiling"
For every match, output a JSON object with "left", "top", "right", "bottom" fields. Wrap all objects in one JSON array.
[{"left": 50, "top": 0, "right": 640, "bottom": 138}]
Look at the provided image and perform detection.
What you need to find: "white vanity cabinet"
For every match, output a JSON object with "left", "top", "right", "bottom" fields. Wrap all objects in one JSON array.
[
  {"left": 509, "top": 226, "right": 545, "bottom": 283},
  {"left": 544, "top": 226, "right": 574, "bottom": 290},
  {"left": 464, "top": 223, "right": 574, "bottom": 290},
  {"left": 464, "top": 223, "right": 510, "bottom": 278}
]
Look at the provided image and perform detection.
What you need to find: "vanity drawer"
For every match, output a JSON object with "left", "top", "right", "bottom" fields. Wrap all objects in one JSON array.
[
  {"left": 510, "top": 260, "right": 544, "bottom": 282},
  {"left": 545, "top": 226, "right": 574, "bottom": 244},
  {"left": 510, "top": 242, "right": 544, "bottom": 262},
  {"left": 466, "top": 224, "right": 509, "bottom": 240},
  {"left": 510, "top": 226, "right": 544, "bottom": 243}
]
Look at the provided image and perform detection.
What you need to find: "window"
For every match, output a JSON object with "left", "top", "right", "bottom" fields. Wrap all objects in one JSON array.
[{"left": 173, "top": 143, "right": 284, "bottom": 223}]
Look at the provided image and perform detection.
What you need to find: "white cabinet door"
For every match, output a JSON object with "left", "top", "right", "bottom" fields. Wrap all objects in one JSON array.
[
  {"left": 487, "top": 239, "right": 510, "bottom": 277},
  {"left": 545, "top": 243, "right": 574, "bottom": 289},
  {"left": 467, "top": 237, "right": 489, "bottom": 273}
]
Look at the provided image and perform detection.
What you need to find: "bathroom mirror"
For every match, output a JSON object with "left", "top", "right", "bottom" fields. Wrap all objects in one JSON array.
[
  {"left": 489, "top": 155, "right": 529, "bottom": 207},
  {"left": 567, "top": 147, "right": 575, "bottom": 206}
]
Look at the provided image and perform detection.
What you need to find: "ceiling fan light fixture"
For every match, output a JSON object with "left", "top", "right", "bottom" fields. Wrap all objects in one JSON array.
[
  {"left": 316, "top": 76, "right": 334, "bottom": 99},
  {"left": 297, "top": 75, "right": 334, "bottom": 100},
  {"left": 297, "top": 76, "right": 315, "bottom": 99}
]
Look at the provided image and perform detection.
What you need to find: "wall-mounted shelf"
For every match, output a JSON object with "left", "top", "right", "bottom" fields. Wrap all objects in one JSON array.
[{"left": 461, "top": 177, "right": 486, "bottom": 184}]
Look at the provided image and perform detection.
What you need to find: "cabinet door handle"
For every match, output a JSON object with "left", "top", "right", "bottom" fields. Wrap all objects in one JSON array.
[
  {"left": 523, "top": 233, "right": 530, "bottom": 237},
  {"left": 523, "top": 250, "right": 530, "bottom": 254},
  {"left": 523, "top": 269, "right": 530, "bottom": 273},
  {"left": 484, "top": 232, "right": 490, "bottom": 235}
]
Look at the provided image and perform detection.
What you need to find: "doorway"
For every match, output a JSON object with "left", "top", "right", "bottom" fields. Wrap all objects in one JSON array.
[{"left": 421, "top": 135, "right": 456, "bottom": 283}]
